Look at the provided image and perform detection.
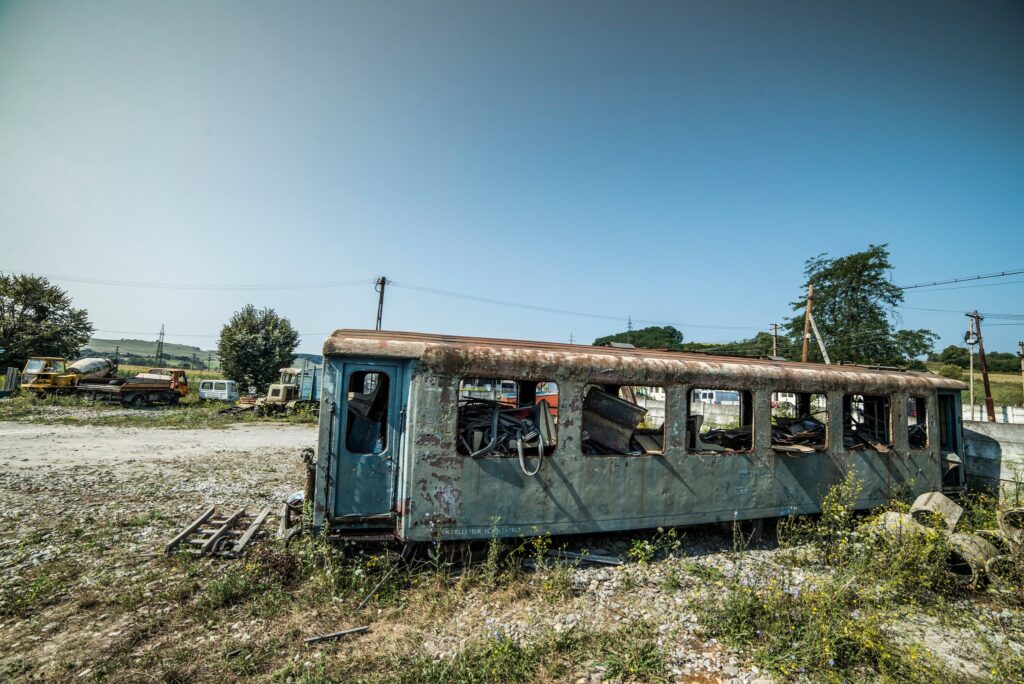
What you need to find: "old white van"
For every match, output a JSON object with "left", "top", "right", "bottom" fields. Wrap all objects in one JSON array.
[{"left": 199, "top": 379, "right": 239, "bottom": 401}]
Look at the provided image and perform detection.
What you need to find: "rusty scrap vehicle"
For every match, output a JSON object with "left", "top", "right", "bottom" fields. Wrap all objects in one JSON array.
[
  {"left": 311, "top": 330, "right": 966, "bottom": 542},
  {"left": 19, "top": 356, "right": 188, "bottom": 406}
]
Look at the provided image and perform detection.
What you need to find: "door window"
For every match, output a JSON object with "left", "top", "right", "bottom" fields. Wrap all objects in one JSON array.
[{"left": 346, "top": 371, "right": 391, "bottom": 453}]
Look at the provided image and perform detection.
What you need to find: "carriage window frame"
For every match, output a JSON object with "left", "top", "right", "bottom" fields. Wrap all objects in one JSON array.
[
  {"left": 580, "top": 383, "right": 667, "bottom": 456},
  {"left": 844, "top": 393, "right": 893, "bottom": 450},
  {"left": 456, "top": 378, "right": 559, "bottom": 458},
  {"left": 771, "top": 391, "right": 829, "bottom": 451},
  {"left": 908, "top": 396, "right": 928, "bottom": 450},
  {"left": 687, "top": 386, "right": 754, "bottom": 454}
]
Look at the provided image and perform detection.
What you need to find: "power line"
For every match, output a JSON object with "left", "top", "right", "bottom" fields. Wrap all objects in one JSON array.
[
  {"left": 388, "top": 280, "right": 760, "bottom": 331},
  {"left": 2, "top": 269, "right": 375, "bottom": 291},
  {"left": 902, "top": 277, "right": 1024, "bottom": 294},
  {"left": 901, "top": 305, "right": 1024, "bottom": 319},
  {"left": 898, "top": 268, "right": 1024, "bottom": 290}
]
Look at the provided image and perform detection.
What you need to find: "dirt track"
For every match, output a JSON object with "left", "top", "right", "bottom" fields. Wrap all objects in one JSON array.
[{"left": 0, "top": 421, "right": 315, "bottom": 471}]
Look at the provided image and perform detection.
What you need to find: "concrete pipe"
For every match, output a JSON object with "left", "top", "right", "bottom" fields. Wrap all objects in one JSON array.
[{"left": 947, "top": 533, "right": 1000, "bottom": 589}]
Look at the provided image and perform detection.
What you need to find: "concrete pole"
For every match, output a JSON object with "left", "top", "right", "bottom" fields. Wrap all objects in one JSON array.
[
  {"left": 969, "top": 320, "right": 975, "bottom": 421},
  {"left": 801, "top": 284, "right": 814, "bottom": 363},
  {"left": 771, "top": 323, "right": 778, "bottom": 357}
]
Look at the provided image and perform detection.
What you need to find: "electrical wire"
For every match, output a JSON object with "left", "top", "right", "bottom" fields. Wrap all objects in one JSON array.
[
  {"left": 388, "top": 280, "right": 759, "bottom": 331},
  {"left": 897, "top": 268, "right": 1024, "bottom": 290},
  {"left": 1, "top": 269, "right": 375, "bottom": 291},
  {"left": 902, "top": 278, "right": 1024, "bottom": 294}
]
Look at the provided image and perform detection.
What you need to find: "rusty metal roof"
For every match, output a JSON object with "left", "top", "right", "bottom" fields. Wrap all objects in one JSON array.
[{"left": 323, "top": 329, "right": 965, "bottom": 393}]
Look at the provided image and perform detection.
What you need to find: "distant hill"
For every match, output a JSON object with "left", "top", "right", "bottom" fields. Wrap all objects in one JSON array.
[
  {"left": 81, "top": 338, "right": 321, "bottom": 371},
  {"left": 83, "top": 338, "right": 216, "bottom": 359}
]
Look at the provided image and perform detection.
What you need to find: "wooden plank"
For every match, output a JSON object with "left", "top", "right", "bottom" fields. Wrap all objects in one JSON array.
[
  {"left": 231, "top": 508, "right": 272, "bottom": 556},
  {"left": 200, "top": 509, "right": 245, "bottom": 556},
  {"left": 165, "top": 505, "right": 216, "bottom": 554}
]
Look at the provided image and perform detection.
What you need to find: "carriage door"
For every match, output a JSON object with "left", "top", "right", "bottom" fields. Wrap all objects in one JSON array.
[{"left": 334, "top": 363, "right": 404, "bottom": 519}]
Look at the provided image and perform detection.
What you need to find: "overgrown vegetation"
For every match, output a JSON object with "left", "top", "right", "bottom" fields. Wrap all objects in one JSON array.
[
  {"left": 696, "top": 474, "right": 1023, "bottom": 682},
  {"left": 0, "top": 388, "right": 316, "bottom": 427}
]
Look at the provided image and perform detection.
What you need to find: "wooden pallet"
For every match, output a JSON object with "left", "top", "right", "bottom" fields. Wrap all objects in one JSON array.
[{"left": 165, "top": 506, "right": 272, "bottom": 557}]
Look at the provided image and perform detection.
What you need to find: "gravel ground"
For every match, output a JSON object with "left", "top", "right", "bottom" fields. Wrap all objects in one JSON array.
[{"left": 1, "top": 420, "right": 1018, "bottom": 682}]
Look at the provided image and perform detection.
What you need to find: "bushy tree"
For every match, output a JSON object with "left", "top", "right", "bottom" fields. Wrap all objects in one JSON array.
[
  {"left": 217, "top": 305, "right": 299, "bottom": 393},
  {"left": 938, "top": 364, "right": 965, "bottom": 381},
  {"left": 937, "top": 344, "right": 970, "bottom": 369},
  {"left": 783, "top": 245, "right": 937, "bottom": 366},
  {"left": 0, "top": 273, "right": 94, "bottom": 369},
  {"left": 594, "top": 325, "right": 684, "bottom": 349}
]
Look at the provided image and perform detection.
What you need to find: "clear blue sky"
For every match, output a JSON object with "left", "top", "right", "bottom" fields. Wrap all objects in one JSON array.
[{"left": 2, "top": 1, "right": 1022, "bottom": 355}]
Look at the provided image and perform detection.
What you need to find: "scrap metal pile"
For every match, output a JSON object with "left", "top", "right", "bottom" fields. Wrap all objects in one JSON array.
[
  {"left": 580, "top": 387, "right": 663, "bottom": 455},
  {"left": 456, "top": 398, "right": 557, "bottom": 459},
  {"left": 695, "top": 415, "right": 828, "bottom": 453},
  {"left": 770, "top": 415, "right": 827, "bottom": 452}
]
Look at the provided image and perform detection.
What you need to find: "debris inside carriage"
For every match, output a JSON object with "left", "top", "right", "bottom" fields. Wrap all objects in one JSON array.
[
  {"left": 579, "top": 386, "right": 666, "bottom": 455},
  {"left": 456, "top": 398, "right": 557, "bottom": 458}
]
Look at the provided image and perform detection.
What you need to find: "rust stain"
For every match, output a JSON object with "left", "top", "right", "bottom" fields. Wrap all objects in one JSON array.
[{"left": 324, "top": 330, "right": 964, "bottom": 394}]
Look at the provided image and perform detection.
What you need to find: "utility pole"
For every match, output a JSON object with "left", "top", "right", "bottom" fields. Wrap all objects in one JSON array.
[
  {"left": 191, "top": 352, "right": 197, "bottom": 370},
  {"left": 967, "top": 311, "right": 996, "bottom": 422},
  {"left": 374, "top": 277, "right": 388, "bottom": 331},
  {"left": 155, "top": 324, "right": 165, "bottom": 366},
  {"left": 627, "top": 316, "right": 633, "bottom": 345},
  {"left": 207, "top": 353, "right": 212, "bottom": 371},
  {"left": 114, "top": 345, "right": 119, "bottom": 368},
  {"left": 801, "top": 284, "right": 814, "bottom": 363},
  {"left": 808, "top": 312, "right": 831, "bottom": 365},
  {"left": 569, "top": 331, "right": 575, "bottom": 344},
  {"left": 771, "top": 323, "right": 778, "bottom": 357},
  {"left": 966, "top": 320, "right": 977, "bottom": 420}
]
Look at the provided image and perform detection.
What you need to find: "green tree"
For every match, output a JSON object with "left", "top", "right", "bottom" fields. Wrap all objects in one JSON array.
[
  {"left": 217, "top": 305, "right": 299, "bottom": 393},
  {"left": 679, "top": 331, "right": 799, "bottom": 358},
  {"left": 594, "top": 325, "right": 684, "bottom": 349},
  {"left": 937, "top": 344, "right": 970, "bottom": 369},
  {"left": 783, "top": 245, "right": 937, "bottom": 366},
  {"left": 938, "top": 364, "right": 965, "bottom": 381},
  {"left": 0, "top": 273, "right": 94, "bottom": 369}
]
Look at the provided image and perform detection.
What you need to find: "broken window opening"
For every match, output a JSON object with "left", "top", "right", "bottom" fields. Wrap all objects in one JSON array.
[
  {"left": 345, "top": 371, "right": 390, "bottom": 454},
  {"left": 581, "top": 385, "right": 665, "bottom": 455},
  {"left": 689, "top": 388, "right": 753, "bottom": 453},
  {"left": 771, "top": 392, "right": 828, "bottom": 452},
  {"left": 843, "top": 394, "right": 891, "bottom": 452},
  {"left": 456, "top": 379, "right": 558, "bottom": 458},
  {"left": 908, "top": 397, "right": 928, "bottom": 449}
]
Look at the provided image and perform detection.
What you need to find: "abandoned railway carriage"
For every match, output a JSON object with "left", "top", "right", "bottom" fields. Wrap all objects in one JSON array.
[{"left": 312, "top": 330, "right": 967, "bottom": 542}]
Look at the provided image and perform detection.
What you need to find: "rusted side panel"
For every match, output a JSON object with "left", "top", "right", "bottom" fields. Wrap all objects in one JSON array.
[{"left": 395, "top": 381, "right": 942, "bottom": 542}]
